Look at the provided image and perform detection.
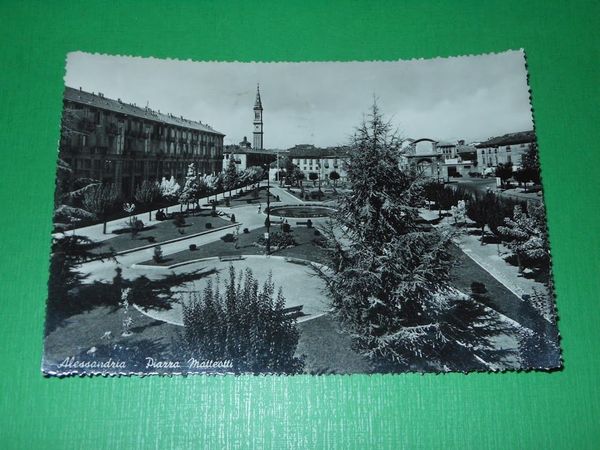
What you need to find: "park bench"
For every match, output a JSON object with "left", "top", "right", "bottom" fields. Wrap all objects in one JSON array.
[
  {"left": 284, "top": 257, "right": 311, "bottom": 266},
  {"left": 219, "top": 255, "right": 244, "bottom": 262},
  {"left": 281, "top": 305, "right": 305, "bottom": 320}
]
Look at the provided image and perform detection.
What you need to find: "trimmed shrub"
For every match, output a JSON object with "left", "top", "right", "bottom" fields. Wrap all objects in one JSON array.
[
  {"left": 282, "top": 222, "right": 291, "bottom": 233},
  {"left": 205, "top": 223, "right": 212, "bottom": 229},
  {"left": 173, "top": 213, "right": 186, "bottom": 228},
  {"left": 230, "top": 214, "right": 236, "bottom": 223},
  {"left": 243, "top": 228, "right": 249, "bottom": 234},
  {"left": 256, "top": 230, "right": 296, "bottom": 249},
  {"left": 153, "top": 246, "right": 163, "bottom": 263},
  {"left": 314, "top": 229, "right": 321, "bottom": 236},
  {"left": 471, "top": 281, "right": 487, "bottom": 294},
  {"left": 189, "top": 244, "right": 197, "bottom": 251},
  {"left": 306, "top": 219, "right": 313, "bottom": 228}
]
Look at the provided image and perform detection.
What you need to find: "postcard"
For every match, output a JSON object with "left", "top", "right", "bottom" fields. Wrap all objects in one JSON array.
[{"left": 43, "top": 50, "right": 560, "bottom": 375}]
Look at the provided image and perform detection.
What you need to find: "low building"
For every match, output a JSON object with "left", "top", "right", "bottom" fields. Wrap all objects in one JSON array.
[
  {"left": 476, "top": 130, "right": 536, "bottom": 171},
  {"left": 288, "top": 144, "right": 350, "bottom": 184},
  {"left": 60, "top": 87, "right": 224, "bottom": 197},
  {"left": 223, "top": 137, "right": 277, "bottom": 172}
]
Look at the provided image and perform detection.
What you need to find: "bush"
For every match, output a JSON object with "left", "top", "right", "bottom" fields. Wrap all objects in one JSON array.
[
  {"left": 221, "top": 233, "right": 235, "bottom": 243},
  {"left": 306, "top": 219, "right": 313, "bottom": 228},
  {"left": 230, "top": 214, "right": 236, "bottom": 223},
  {"left": 153, "top": 246, "right": 163, "bottom": 263},
  {"left": 314, "top": 229, "right": 321, "bottom": 236},
  {"left": 256, "top": 230, "right": 296, "bottom": 249},
  {"left": 282, "top": 222, "right": 291, "bottom": 233},
  {"left": 173, "top": 213, "right": 186, "bottom": 228},
  {"left": 471, "top": 281, "right": 487, "bottom": 294},
  {"left": 205, "top": 223, "right": 212, "bottom": 229},
  {"left": 243, "top": 228, "right": 249, "bottom": 234},
  {"left": 246, "top": 199, "right": 252, "bottom": 204},
  {"left": 148, "top": 236, "right": 156, "bottom": 243},
  {"left": 189, "top": 244, "right": 197, "bottom": 251},
  {"left": 264, "top": 217, "right": 271, "bottom": 228},
  {"left": 211, "top": 204, "right": 217, "bottom": 217},
  {"left": 225, "top": 199, "right": 230, "bottom": 207},
  {"left": 275, "top": 195, "right": 280, "bottom": 201}
]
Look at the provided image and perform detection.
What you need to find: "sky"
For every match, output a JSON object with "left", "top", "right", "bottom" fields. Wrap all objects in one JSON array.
[{"left": 65, "top": 50, "right": 534, "bottom": 148}]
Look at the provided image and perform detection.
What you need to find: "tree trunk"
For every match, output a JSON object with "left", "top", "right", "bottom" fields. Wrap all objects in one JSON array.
[
  {"left": 148, "top": 210, "right": 152, "bottom": 221},
  {"left": 103, "top": 220, "right": 107, "bottom": 234}
]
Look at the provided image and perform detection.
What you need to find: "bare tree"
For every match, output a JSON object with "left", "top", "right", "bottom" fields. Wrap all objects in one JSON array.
[
  {"left": 134, "top": 180, "right": 161, "bottom": 221},
  {"left": 82, "top": 183, "right": 119, "bottom": 234}
]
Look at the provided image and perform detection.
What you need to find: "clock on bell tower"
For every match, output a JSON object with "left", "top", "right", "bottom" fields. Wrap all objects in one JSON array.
[{"left": 253, "top": 84, "right": 263, "bottom": 150}]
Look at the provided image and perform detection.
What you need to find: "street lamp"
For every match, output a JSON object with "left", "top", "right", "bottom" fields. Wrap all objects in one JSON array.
[{"left": 263, "top": 163, "right": 271, "bottom": 255}]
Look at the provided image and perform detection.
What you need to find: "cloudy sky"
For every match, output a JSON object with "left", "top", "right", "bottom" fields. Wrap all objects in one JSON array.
[{"left": 65, "top": 50, "right": 533, "bottom": 148}]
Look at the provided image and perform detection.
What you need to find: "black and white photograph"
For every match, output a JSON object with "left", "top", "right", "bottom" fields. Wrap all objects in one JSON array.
[{"left": 43, "top": 50, "right": 561, "bottom": 375}]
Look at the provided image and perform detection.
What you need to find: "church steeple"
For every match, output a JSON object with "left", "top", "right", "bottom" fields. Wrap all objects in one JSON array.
[
  {"left": 254, "top": 84, "right": 263, "bottom": 110},
  {"left": 253, "top": 84, "right": 263, "bottom": 150}
]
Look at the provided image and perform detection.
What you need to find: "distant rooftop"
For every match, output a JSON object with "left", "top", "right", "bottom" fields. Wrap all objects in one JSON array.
[
  {"left": 64, "top": 86, "right": 224, "bottom": 135},
  {"left": 476, "top": 130, "right": 535, "bottom": 148},
  {"left": 287, "top": 144, "right": 350, "bottom": 158}
]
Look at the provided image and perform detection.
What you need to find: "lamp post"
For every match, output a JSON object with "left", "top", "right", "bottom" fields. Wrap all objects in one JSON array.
[{"left": 264, "top": 163, "right": 271, "bottom": 255}]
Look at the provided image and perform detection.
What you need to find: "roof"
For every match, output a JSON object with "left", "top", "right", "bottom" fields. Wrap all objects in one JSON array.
[
  {"left": 456, "top": 144, "right": 477, "bottom": 154},
  {"left": 64, "top": 86, "right": 224, "bottom": 135},
  {"left": 476, "top": 130, "right": 535, "bottom": 148},
  {"left": 287, "top": 145, "right": 350, "bottom": 159},
  {"left": 225, "top": 146, "right": 278, "bottom": 156}
]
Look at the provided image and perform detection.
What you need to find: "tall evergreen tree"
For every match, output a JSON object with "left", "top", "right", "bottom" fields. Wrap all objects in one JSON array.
[
  {"left": 179, "top": 163, "right": 199, "bottom": 210},
  {"left": 317, "top": 102, "right": 504, "bottom": 371}
]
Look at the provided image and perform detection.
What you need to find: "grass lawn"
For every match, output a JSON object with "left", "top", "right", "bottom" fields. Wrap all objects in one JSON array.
[
  {"left": 287, "top": 187, "right": 347, "bottom": 203},
  {"left": 296, "top": 314, "right": 372, "bottom": 374},
  {"left": 220, "top": 186, "right": 284, "bottom": 207},
  {"left": 91, "top": 210, "right": 230, "bottom": 254},
  {"left": 140, "top": 225, "right": 331, "bottom": 266},
  {"left": 43, "top": 304, "right": 182, "bottom": 371}
]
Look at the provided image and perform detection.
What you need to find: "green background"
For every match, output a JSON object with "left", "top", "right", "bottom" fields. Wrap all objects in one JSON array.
[{"left": 0, "top": 1, "right": 598, "bottom": 448}]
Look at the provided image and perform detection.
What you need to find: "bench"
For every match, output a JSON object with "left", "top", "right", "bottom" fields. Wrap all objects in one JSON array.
[
  {"left": 219, "top": 255, "right": 244, "bottom": 262},
  {"left": 281, "top": 305, "right": 305, "bottom": 320}
]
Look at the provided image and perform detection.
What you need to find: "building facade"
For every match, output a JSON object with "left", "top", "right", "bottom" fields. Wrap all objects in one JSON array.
[
  {"left": 288, "top": 144, "right": 350, "bottom": 183},
  {"left": 60, "top": 87, "right": 224, "bottom": 197},
  {"left": 476, "top": 130, "right": 535, "bottom": 171},
  {"left": 223, "top": 137, "right": 277, "bottom": 172}
]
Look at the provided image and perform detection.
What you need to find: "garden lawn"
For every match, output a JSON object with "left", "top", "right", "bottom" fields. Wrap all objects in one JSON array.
[
  {"left": 221, "top": 186, "right": 283, "bottom": 207},
  {"left": 91, "top": 211, "right": 230, "bottom": 254},
  {"left": 295, "top": 314, "right": 373, "bottom": 374},
  {"left": 43, "top": 304, "right": 181, "bottom": 368},
  {"left": 139, "top": 225, "right": 330, "bottom": 266}
]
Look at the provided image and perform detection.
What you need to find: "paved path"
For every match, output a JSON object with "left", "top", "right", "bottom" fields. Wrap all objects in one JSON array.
[{"left": 56, "top": 183, "right": 262, "bottom": 243}]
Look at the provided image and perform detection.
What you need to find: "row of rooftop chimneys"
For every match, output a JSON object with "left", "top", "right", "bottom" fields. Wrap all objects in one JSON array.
[{"left": 77, "top": 86, "right": 208, "bottom": 126}]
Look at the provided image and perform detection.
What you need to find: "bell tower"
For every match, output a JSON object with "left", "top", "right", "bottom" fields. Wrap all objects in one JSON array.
[{"left": 253, "top": 84, "right": 263, "bottom": 150}]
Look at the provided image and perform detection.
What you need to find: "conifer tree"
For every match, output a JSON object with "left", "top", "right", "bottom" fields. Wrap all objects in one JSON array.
[
  {"left": 179, "top": 163, "right": 199, "bottom": 210},
  {"left": 317, "top": 102, "right": 504, "bottom": 371}
]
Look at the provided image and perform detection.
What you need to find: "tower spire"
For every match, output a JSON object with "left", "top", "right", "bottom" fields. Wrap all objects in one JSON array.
[
  {"left": 254, "top": 83, "right": 262, "bottom": 109},
  {"left": 253, "top": 83, "right": 264, "bottom": 150}
]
